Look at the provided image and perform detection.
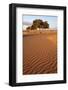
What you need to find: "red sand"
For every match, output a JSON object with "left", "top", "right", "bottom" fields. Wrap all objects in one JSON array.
[{"left": 23, "top": 31, "right": 57, "bottom": 75}]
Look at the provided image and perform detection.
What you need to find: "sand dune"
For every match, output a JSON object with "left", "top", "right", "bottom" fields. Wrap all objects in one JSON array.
[{"left": 23, "top": 31, "right": 57, "bottom": 75}]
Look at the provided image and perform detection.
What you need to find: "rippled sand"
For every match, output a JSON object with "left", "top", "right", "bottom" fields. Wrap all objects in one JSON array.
[{"left": 23, "top": 31, "right": 57, "bottom": 75}]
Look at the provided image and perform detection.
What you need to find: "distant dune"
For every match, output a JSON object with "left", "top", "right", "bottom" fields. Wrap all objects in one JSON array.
[{"left": 23, "top": 30, "right": 57, "bottom": 75}]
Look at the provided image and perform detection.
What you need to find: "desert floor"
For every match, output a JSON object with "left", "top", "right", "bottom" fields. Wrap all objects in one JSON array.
[{"left": 23, "top": 31, "right": 57, "bottom": 75}]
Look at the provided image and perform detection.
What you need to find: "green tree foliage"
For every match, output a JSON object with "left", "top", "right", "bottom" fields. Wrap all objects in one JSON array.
[
  {"left": 26, "top": 19, "right": 49, "bottom": 30},
  {"left": 43, "top": 21, "right": 49, "bottom": 28},
  {"left": 26, "top": 26, "right": 31, "bottom": 31},
  {"left": 31, "top": 25, "right": 36, "bottom": 30}
]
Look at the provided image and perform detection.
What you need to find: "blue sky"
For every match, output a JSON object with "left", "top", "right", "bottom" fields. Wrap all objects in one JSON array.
[{"left": 23, "top": 15, "right": 57, "bottom": 29}]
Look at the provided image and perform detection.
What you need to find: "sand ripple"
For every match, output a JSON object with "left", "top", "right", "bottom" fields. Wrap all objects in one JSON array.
[{"left": 23, "top": 33, "right": 57, "bottom": 75}]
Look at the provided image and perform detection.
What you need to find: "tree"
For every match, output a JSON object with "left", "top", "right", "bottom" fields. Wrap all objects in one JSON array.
[
  {"left": 33, "top": 19, "right": 43, "bottom": 29},
  {"left": 43, "top": 21, "right": 49, "bottom": 28},
  {"left": 26, "top": 26, "right": 31, "bottom": 31},
  {"left": 31, "top": 25, "right": 36, "bottom": 30},
  {"left": 26, "top": 19, "right": 49, "bottom": 30}
]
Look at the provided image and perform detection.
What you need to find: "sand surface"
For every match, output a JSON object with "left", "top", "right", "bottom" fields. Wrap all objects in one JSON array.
[{"left": 23, "top": 31, "right": 57, "bottom": 75}]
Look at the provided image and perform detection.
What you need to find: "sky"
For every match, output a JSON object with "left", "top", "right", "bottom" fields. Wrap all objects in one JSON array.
[{"left": 22, "top": 15, "right": 57, "bottom": 30}]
